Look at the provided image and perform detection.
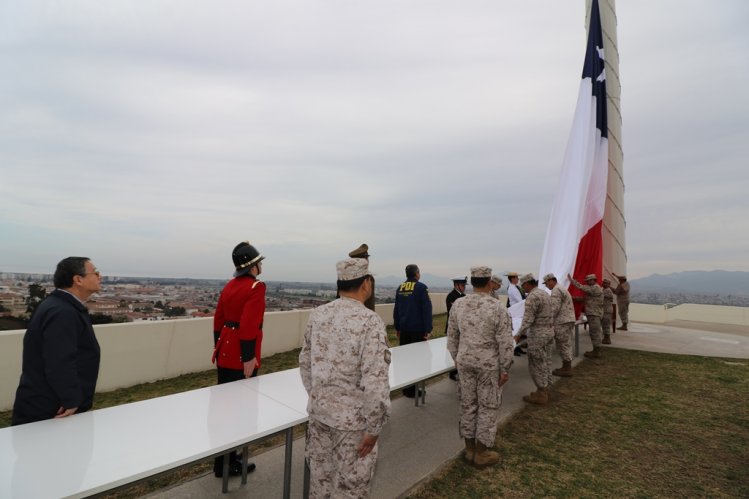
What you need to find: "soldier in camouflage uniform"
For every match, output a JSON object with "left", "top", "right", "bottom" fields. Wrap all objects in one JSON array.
[
  {"left": 348, "top": 243, "right": 376, "bottom": 312},
  {"left": 515, "top": 273, "right": 554, "bottom": 405},
  {"left": 569, "top": 273, "right": 604, "bottom": 359},
  {"left": 612, "top": 273, "right": 630, "bottom": 330},
  {"left": 601, "top": 278, "right": 614, "bottom": 344},
  {"left": 489, "top": 275, "right": 502, "bottom": 300},
  {"left": 543, "top": 273, "right": 576, "bottom": 377},
  {"left": 299, "top": 258, "right": 391, "bottom": 498},
  {"left": 447, "top": 266, "right": 513, "bottom": 468}
]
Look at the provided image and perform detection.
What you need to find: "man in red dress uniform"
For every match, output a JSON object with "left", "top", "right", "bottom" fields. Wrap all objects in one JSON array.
[{"left": 211, "top": 241, "right": 266, "bottom": 477}]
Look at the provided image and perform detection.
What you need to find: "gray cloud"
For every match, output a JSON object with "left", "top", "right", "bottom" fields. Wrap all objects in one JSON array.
[{"left": 1, "top": 0, "right": 747, "bottom": 281}]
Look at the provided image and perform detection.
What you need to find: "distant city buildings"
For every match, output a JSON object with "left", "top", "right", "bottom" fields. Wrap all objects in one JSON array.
[
  {"left": 3, "top": 272, "right": 745, "bottom": 331},
  {"left": 0, "top": 273, "right": 399, "bottom": 328}
]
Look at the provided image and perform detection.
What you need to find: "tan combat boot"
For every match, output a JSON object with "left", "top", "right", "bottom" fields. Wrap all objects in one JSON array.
[
  {"left": 463, "top": 438, "right": 476, "bottom": 462},
  {"left": 523, "top": 387, "right": 549, "bottom": 405},
  {"left": 603, "top": 335, "right": 612, "bottom": 345},
  {"left": 584, "top": 347, "right": 602, "bottom": 359},
  {"left": 473, "top": 442, "right": 500, "bottom": 468},
  {"left": 552, "top": 360, "right": 573, "bottom": 377}
]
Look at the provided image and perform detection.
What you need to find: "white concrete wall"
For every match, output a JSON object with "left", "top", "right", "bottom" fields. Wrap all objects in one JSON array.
[
  {"left": 0, "top": 331, "right": 23, "bottom": 412},
  {"left": 16, "top": 294, "right": 746, "bottom": 411},
  {"left": 0, "top": 296, "right": 447, "bottom": 411},
  {"left": 629, "top": 303, "right": 668, "bottom": 324},
  {"left": 667, "top": 304, "right": 749, "bottom": 326}
]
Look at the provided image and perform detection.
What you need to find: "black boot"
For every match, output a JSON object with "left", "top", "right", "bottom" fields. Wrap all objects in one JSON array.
[{"left": 215, "top": 452, "right": 256, "bottom": 477}]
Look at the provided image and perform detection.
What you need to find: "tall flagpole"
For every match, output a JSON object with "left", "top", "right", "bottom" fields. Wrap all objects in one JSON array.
[{"left": 588, "top": 0, "right": 626, "bottom": 280}]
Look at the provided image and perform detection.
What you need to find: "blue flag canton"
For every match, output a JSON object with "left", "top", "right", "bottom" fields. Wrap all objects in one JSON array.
[{"left": 582, "top": 0, "right": 608, "bottom": 137}]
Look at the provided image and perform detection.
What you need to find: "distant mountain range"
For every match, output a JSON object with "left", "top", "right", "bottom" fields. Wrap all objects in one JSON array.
[
  {"left": 378, "top": 270, "right": 749, "bottom": 296},
  {"left": 630, "top": 270, "right": 749, "bottom": 296}
]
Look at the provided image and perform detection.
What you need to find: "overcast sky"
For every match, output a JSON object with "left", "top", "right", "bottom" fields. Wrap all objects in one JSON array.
[{"left": 1, "top": 1, "right": 747, "bottom": 283}]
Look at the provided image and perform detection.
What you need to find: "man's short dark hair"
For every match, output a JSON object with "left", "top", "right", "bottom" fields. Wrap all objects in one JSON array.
[
  {"left": 337, "top": 274, "right": 370, "bottom": 293},
  {"left": 54, "top": 257, "right": 90, "bottom": 289},
  {"left": 471, "top": 276, "right": 490, "bottom": 288},
  {"left": 405, "top": 264, "right": 419, "bottom": 280}
]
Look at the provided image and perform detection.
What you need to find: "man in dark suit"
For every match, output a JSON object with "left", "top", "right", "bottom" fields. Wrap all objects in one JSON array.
[
  {"left": 445, "top": 276, "right": 467, "bottom": 380},
  {"left": 12, "top": 257, "right": 102, "bottom": 426}
]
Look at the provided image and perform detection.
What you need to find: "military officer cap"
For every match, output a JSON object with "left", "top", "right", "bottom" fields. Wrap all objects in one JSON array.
[
  {"left": 491, "top": 274, "right": 503, "bottom": 286},
  {"left": 506, "top": 271, "right": 519, "bottom": 278},
  {"left": 336, "top": 258, "right": 371, "bottom": 281},
  {"left": 470, "top": 266, "right": 492, "bottom": 278},
  {"left": 348, "top": 243, "right": 370, "bottom": 258},
  {"left": 520, "top": 273, "right": 536, "bottom": 285},
  {"left": 542, "top": 273, "right": 557, "bottom": 283},
  {"left": 585, "top": 273, "right": 598, "bottom": 281},
  {"left": 451, "top": 275, "right": 468, "bottom": 283}
]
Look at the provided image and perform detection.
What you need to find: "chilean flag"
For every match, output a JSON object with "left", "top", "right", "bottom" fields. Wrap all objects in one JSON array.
[{"left": 539, "top": 0, "right": 608, "bottom": 314}]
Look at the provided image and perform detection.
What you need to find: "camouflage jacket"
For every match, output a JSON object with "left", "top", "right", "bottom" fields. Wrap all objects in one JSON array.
[
  {"left": 447, "top": 293, "right": 513, "bottom": 373},
  {"left": 516, "top": 287, "right": 553, "bottom": 339},
  {"left": 603, "top": 287, "right": 614, "bottom": 314},
  {"left": 550, "top": 285, "right": 576, "bottom": 325},
  {"left": 570, "top": 278, "right": 604, "bottom": 317},
  {"left": 614, "top": 281, "right": 630, "bottom": 305},
  {"left": 299, "top": 297, "right": 391, "bottom": 435}
]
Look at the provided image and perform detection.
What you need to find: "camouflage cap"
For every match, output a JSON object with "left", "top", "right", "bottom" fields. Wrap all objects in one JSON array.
[
  {"left": 542, "top": 273, "right": 557, "bottom": 283},
  {"left": 585, "top": 273, "right": 597, "bottom": 281},
  {"left": 451, "top": 275, "right": 468, "bottom": 283},
  {"left": 520, "top": 273, "right": 536, "bottom": 285},
  {"left": 336, "top": 258, "right": 370, "bottom": 281},
  {"left": 490, "top": 274, "right": 503, "bottom": 286},
  {"left": 470, "top": 266, "right": 492, "bottom": 278},
  {"left": 602, "top": 277, "right": 611, "bottom": 283},
  {"left": 348, "top": 243, "right": 369, "bottom": 258}
]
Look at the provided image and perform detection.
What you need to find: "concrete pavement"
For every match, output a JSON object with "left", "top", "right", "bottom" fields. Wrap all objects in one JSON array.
[{"left": 146, "top": 321, "right": 749, "bottom": 499}]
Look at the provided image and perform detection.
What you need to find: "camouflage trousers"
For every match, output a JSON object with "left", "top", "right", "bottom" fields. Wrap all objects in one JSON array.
[
  {"left": 456, "top": 365, "right": 501, "bottom": 448},
  {"left": 587, "top": 315, "right": 603, "bottom": 347},
  {"left": 601, "top": 313, "right": 612, "bottom": 337},
  {"left": 305, "top": 419, "right": 378, "bottom": 499},
  {"left": 527, "top": 334, "right": 554, "bottom": 389},
  {"left": 618, "top": 302, "right": 629, "bottom": 325},
  {"left": 553, "top": 323, "right": 574, "bottom": 362}
]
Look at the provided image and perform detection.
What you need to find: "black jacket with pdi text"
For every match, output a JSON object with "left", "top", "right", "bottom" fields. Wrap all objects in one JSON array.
[{"left": 12, "top": 289, "right": 101, "bottom": 425}]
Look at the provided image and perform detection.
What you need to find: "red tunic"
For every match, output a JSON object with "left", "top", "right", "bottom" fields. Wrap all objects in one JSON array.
[{"left": 212, "top": 275, "right": 266, "bottom": 370}]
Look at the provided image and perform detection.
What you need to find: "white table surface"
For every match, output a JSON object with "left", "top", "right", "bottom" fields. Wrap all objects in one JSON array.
[
  {"left": 0, "top": 336, "right": 455, "bottom": 498},
  {"left": 244, "top": 367, "right": 309, "bottom": 415},
  {"left": 0, "top": 381, "right": 307, "bottom": 499},
  {"left": 243, "top": 337, "right": 456, "bottom": 410},
  {"left": 389, "top": 336, "right": 454, "bottom": 390}
]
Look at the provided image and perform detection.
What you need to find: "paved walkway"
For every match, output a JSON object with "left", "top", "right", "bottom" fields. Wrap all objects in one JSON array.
[{"left": 146, "top": 321, "right": 749, "bottom": 499}]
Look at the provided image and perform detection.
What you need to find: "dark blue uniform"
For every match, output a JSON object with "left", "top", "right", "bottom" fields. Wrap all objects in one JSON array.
[
  {"left": 393, "top": 279, "right": 433, "bottom": 341},
  {"left": 394, "top": 279, "right": 432, "bottom": 397}
]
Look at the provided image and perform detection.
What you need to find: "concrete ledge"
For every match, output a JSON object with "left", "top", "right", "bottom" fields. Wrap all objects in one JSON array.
[{"left": 3, "top": 296, "right": 742, "bottom": 411}]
